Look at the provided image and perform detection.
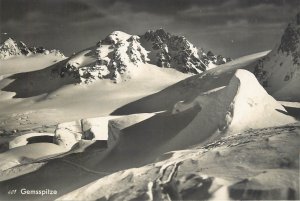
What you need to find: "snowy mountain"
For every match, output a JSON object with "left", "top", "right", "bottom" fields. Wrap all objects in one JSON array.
[
  {"left": 59, "top": 29, "right": 230, "bottom": 83},
  {"left": 0, "top": 29, "right": 298, "bottom": 200},
  {"left": 140, "top": 29, "right": 204, "bottom": 73},
  {"left": 254, "top": 13, "right": 300, "bottom": 101},
  {"left": 141, "top": 29, "right": 231, "bottom": 71},
  {"left": 0, "top": 9, "right": 299, "bottom": 201},
  {"left": 60, "top": 31, "right": 149, "bottom": 83},
  {"left": 0, "top": 38, "right": 65, "bottom": 60}
]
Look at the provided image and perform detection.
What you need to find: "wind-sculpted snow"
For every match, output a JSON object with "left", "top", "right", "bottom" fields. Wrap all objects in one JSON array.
[
  {"left": 0, "top": 64, "right": 298, "bottom": 200},
  {"left": 9, "top": 133, "right": 54, "bottom": 149},
  {"left": 0, "top": 114, "right": 155, "bottom": 172},
  {"left": 159, "top": 69, "right": 296, "bottom": 152},
  {"left": 54, "top": 117, "right": 117, "bottom": 151},
  {"left": 57, "top": 123, "right": 300, "bottom": 201},
  {"left": 53, "top": 114, "right": 157, "bottom": 152},
  {"left": 54, "top": 121, "right": 83, "bottom": 150}
]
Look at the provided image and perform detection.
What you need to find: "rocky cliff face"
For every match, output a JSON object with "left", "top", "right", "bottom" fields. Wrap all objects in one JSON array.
[
  {"left": 201, "top": 50, "right": 232, "bottom": 68},
  {"left": 254, "top": 13, "right": 300, "bottom": 100},
  {"left": 140, "top": 29, "right": 205, "bottom": 74},
  {"left": 140, "top": 29, "right": 231, "bottom": 73}
]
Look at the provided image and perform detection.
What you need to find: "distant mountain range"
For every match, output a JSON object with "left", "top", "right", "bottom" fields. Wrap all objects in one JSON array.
[
  {"left": 0, "top": 29, "right": 232, "bottom": 84},
  {"left": 0, "top": 37, "right": 65, "bottom": 60},
  {"left": 59, "top": 29, "right": 231, "bottom": 83}
]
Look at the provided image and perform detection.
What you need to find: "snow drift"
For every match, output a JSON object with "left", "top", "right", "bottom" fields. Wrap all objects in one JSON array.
[
  {"left": 162, "top": 69, "right": 296, "bottom": 151},
  {"left": 57, "top": 123, "right": 300, "bottom": 201}
]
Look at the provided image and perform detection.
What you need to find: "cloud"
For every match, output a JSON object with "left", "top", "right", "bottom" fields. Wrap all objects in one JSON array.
[{"left": 177, "top": 1, "right": 298, "bottom": 26}]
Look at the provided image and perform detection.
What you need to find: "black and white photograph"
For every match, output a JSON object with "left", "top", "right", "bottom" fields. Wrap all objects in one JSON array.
[{"left": 0, "top": 0, "right": 299, "bottom": 200}]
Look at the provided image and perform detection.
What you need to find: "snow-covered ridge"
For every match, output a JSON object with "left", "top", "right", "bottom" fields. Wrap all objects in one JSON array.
[
  {"left": 0, "top": 37, "right": 65, "bottom": 60},
  {"left": 59, "top": 29, "right": 231, "bottom": 83},
  {"left": 163, "top": 69, "right": 295, "bottom": 152},
  {"left": 254, "top": 12, "right": 300, "bottom": 101}
]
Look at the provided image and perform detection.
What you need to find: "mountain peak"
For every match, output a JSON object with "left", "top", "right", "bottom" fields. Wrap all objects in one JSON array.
[
  {"left": 277, "top": 13, "right": 300, "bottom": 64},
  {"left": 3, "top": 37, "right": 16, "bottom": 46},
  {"left": 104, "top": 31, "right": 132, "bottom": 45},
  {"left": 0, "top": 38, "right": 65, "bottom": 60},
  {"left": 0, "top": 38, "right": 31, "bottom": 59},
  {"left": 62, "top": 31, "right": 149, "bottom": 83},
  {"left": 254, "top": 12, "right": 300, "bottom": 101},
  {"left": 59, "top": 29, "right": 230, "bottom": 83},
  {"left": 143, "top": 28, "right": 171, "bottom": 43},
  {"left": 141, "top": 29, "right": 230, "bottom": 73}
]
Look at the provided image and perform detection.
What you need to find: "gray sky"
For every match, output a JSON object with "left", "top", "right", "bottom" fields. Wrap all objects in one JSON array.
[{"left": 0, "top": 0, "right": 299, "bottom": 58}]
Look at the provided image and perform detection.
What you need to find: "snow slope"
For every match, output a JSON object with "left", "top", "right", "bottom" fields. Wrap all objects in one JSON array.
[
  {"left": 57, "top": 123, "right": 300, "bottom": 201},
  {"left": 0, "top": 23, "right": 299, "bottom": 201},
  {"left": 0, "top": 53, "right": 66, "bottom": 76},
  {"left": 157, "top": 69, "right": 295, "bottom": 153},
  {"left": 0, "top": 62, "right": 189, "bottom": 132},
  {"left": 0, "top": 113, "right": 158, "bottom": 174},
  {"left": 0, "top": 51, "right": 298, "bottom": 200},
  {"left": 0, "top": 143, "right": 66, "bottom": 171}
]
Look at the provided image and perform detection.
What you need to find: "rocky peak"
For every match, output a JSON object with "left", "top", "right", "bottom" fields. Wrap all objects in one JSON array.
[
  {"left": 60, "top": 29, "right": 231, "bottom": 84},
  {"left": 277, "top": 13, "right": 300, "bottom": 64},
  {"left": 253, "top": 12, "right": 300, "bottom": 100},
  {"left": 141, "top": 29, "right": 205, "bottom": 73},
  {"left": 141, "top": 29, "right": 231, "bottom": 73},
  {"left": 0, "top": 37, "right": 65, "bottom": 60},
  {"left": 143, "top": 28, "right": 171, "bottom": 43},
  {"left": 0, "top": 38, "right": 30, "bottom": 59},
  {"left": 62, "top": 31, "right": 149, "bottom": 83},
  {"left": 201, "top": 50, "right": 232, "bottom": 67}
]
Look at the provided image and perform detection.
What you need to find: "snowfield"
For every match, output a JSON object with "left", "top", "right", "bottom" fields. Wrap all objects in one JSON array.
[
  {"left": 0, "top": 53, "right": 66, "bottom": 76},
  {"left": 0, "top": 49, "right": 298, "bottom": 200},
  {"left": 0, "top": 19, "right": 299, "bottom": 200}
]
